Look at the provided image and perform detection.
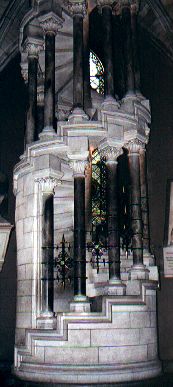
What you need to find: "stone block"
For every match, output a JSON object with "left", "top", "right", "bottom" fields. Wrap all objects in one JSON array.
[
  {"left": 17, "top": 280, "right": 32, "bottom": 297},
  {"left": 35, "top": 345, "right": 45, "bottom": 361},
  {"left": 145, "top": 295, "right": 156, "bottom": 311},
  {"left": 17, "top": 248, "right": 33, "bottom": 265},
  {"left": 15, "top": 328, "right": 26, "bottom": 346},
  {"left": 23, "top": 217, "right": 35, "bottom": 234},
  {"left": 99, "top": 345, "right": 148, "bottom": 364},
  {"left": 150, "top": 312, "right": 157, "bottom": 327},
  {"left": 24, "top": 232, "right": 34, "bottom": 249},
  {"left": 25, "top": 264, "right": 33, "bottom": 280},
  {"left": 45, "top": 347, "right": 99, "bottom": 365},
  {"left": 147, "top": 343, "right": 158, "bottom": 360},
  {"left": 112, "top": 312, "right": 130, "bottom": 328},
  {"left": 18, "top": 265, "right": 26, "bottom": 280},
  {"left": 16, "top": 312, "right": 32, "bottom": 329},
  {"left": 139, "top": 327, "right": 157, "bottom": 345},
  {"left": 16, "top": 296, "right": 32, "bottom": 313},
  {"left": 91, "top": 328, "right": 140, "bottom": 347},
  {"left": 26, "top": 195, "right": 36, "bottom": 217},
  {"left": 23, "top": 173, "right": 34, "bottom": 196},
  {"left": 130, "top": 311, "right": 150, "bottom": 328}
]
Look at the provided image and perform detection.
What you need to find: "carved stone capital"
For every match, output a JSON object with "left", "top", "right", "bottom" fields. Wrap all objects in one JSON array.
[
  {"left": 39, "top": 13, "right": 63, "bottom": 35},
  {"left": 69, "top": 159, "right": 89, "bottom": 176},
  {"left": 113, "top": 0, "right": 139, "bottom": 16},
  {"left": 100, "top": 146, "right": 123, "bottom": 162},
  {"left": 23, "top": 38, "right": 44, "bottom": 58},
  {"left": 35, "top": 177, "right": 60, "bottom": 193},
  {"left": 125, "top": 138, "right": 146, "bottom": 154},
  {"left": 97, "top": 0, "right": 114, "bottom": 9},
  {"left": 68, "top": 0, "right": 87, "bottom": 17}
]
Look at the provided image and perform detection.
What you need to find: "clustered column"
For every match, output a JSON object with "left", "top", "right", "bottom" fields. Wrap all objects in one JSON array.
[
  {"left": 122, "top": 1, "right": 135, "bottom": 95},
  {"left": 39, "top": 15, "right": 63, "bottom": 134},
  {"left": 24, "top": 41, "right": 43, "bottom": 144}
]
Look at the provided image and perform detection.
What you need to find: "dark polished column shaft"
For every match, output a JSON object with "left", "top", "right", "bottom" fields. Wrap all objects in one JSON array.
[
  {"left": 73, "top": 14, "right": 84, "bottom": 108},
  {"left": 41, "top": 193, "right": 54, "bottom": 314},
  {"left": 106, "top": 160, "right": 120, "bottom": 280},
  {"left": 74, "top": 176, "right": 86, "bottom": 296},
  {"left": 102, "top": 5, "right": 114, "bottom": 97},
  {"left": 131, "top": 4, "right": 141, "bottom": 92},
  {"left": 26, "top": 55, "right": 38, "bottom": 144},
  {"left": 44, "top": 32, "right": 55, "bottom": 129},
  {"left": 128, "top": 148, "right": 143, "bottom": 265},
  {"left": 83, "top": 14, "right": 92, "bottom": 110},
  {"left": 140, "top": 149, "right": 150, "bottom": 252},
  {"left": 122, "top": 6, "right": 135, "bottom": 94}
]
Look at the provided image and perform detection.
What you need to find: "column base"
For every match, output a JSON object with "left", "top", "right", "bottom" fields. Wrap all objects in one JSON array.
[
  {"left": 68, "top": 107, "right": 89, "bottom": 123},
  {"left": 39, "top": 126, "right": 57, "bottom": 141},
  {"left": 104, "top": 279, "right": 126, "bottom": 296},
  {"left": 101, "top": 95, "right": 120, "bottom": 112},
  {"left": 70, "top": 295, "right": 91, "bottom": 313},
  {"left": 37, "top": 312, "right": 57, "bottom": 329},
  {"left": 128, "top": 264, "right": 149, "bottom": 281}
]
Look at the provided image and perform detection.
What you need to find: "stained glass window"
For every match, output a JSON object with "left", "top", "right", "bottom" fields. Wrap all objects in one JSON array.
[{"left": 90, "top": 51, "right": 104, "bottom": 95}]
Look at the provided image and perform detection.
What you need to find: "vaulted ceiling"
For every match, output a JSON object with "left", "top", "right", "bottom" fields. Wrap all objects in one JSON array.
[{"left": 0, "top": 0, "right": 173, "bottom": 72}]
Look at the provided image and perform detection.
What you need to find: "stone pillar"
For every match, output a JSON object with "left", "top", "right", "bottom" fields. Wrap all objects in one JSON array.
[
  {"left": 126, "top": 139, "right": 149, "bottom": 280},
  {"left": 69, "top": 157, "right": 90, "bottom": 312},
  {"left": 24, "top": 41, "right": 43, "bottom": 145},
  {"left": 122, "top": 2, "right": 135, "bottom": 95},
  {"left": 36, "top": 177, "right": 58, "bottom": 328},
  {"left": 100, "top": 145, "right": 126, "bottom": 295},
  {"left": 39, "top": 15, "right": 63, "bottom": 135},
  {"left": 69, "top": 1, "right": 86, "bottom": 109},
  {"left": 140, "top": 148, "right": 150, "bottom": 254}
]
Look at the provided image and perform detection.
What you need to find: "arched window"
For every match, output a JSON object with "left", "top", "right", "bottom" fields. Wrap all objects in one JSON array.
[{"left": 90, "top": 51, "right": 104, "bottom": 95}]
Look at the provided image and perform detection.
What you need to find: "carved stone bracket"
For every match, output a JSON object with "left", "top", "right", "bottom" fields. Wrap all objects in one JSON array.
[
  {"left": 39, "top": 12, "right": 63, "bottom": 35},
  {"left": 125, "top": 138, "right": 146, "bottom": 154},
  {"left": 68, "top": 0, "right": 87, "bottom": 17},
  {"left": 99, "top": 146, "right": 123, "bottom": 162},
  {"left": 35, "top": 176, "right": 60, "bottom": 193}
]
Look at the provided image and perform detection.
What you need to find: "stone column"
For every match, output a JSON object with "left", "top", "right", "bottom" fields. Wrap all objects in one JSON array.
[
  {"left": 122, "top": 2, "right": 135, "bottom": 95},
  {"left": 37, "top": 177, "right": 58, "bottom": 327},
  {"left": 69, "top": 157, "right": 90, "bottom": 312},
  {"left": 39, "top": 15, "right": 63, "bottom": 135},
  {"left": 140, "top": 148, "right": 150, "bottom": 254},
  {"left": 69, "top": 1, "right": 86, "bottom": 109},
  {"left": 24, "top": 41, "right": 43, "bottom": 145},
  {"left": 126, "top": 139, "right": 149, "bottom": 280},
  {"left": 100, "top": 145, "right": 126, "bottom": 295}
]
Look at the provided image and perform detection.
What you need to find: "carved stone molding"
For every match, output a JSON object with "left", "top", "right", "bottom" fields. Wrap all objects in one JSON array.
[
  {"left": 39, "top": 13, "right": 63, "bottom": 35},
  {"left": 99, "top": 146, "right": 123, "bottom": 162},
  {"left": 69, "top": 159, "right": 89, "bottom": 176},
  {"left": 68, "top": 0, "right": 87, "bottom": 17},
  {"left": 125, "top": 138, "right": 146, "bottom": 154},
  {"left": 21, "top": 64, "right": 28, "bottom": 83},
  {"left": 35, "top": 177, "right": 60, "bottom": 193},
  {"left": 97, "top": 0, "right": 114, "bottom": 8}
]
